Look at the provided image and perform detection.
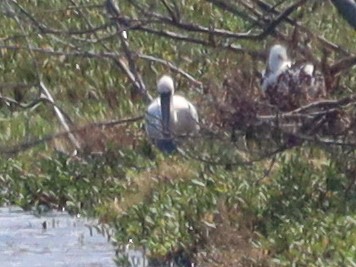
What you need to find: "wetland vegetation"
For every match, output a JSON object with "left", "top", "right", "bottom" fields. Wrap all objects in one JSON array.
[{"left": 0, "top": 1, "right": 355, "bottom": 266}]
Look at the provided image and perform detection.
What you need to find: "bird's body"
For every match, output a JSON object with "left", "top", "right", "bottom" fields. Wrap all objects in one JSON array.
[
  {"left": 261, "top": 44, "right": 291, "bottom": 91},
  {"left": 261, "top": 44, "right": 326, "bottom": 111},
  {"left": 146, "top": 95, "right": 199, "bottom": 138},
  {"left": 145, "top": 76, "right": 199, "bottom": 152}
]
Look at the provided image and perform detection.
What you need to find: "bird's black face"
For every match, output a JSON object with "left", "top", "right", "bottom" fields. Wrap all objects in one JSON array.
[
  {"left": 160, "top": 92, "right": 171, "bottom": 138},
  {"left": 277, "top": 53, "right": 284, "bottom": 61}
]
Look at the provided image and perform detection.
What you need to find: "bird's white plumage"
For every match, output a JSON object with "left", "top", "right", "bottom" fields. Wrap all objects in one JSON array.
[
  {"left": 261, "top": 44, "right": 326, "bottom": 111},
  {"left": 301, "top": 63, "right": 314, "bottom": 76},
  {"left": 157, "top": 75, "right": 175, "bottom": 94},
  {"left": 122, "top": 30, "right": 127, "bottom": 39},
  {"left": 261, "top": 44, "right": 291, "bottom": 92},
  {"left": 145, "top": 76, "right": 199, "bottom": 150},
  {"left": 268, "top": 44, "right": 291, "bottom": 73},
  {"left": 145, "top": 95, "right": 199, "bottom": 139}
]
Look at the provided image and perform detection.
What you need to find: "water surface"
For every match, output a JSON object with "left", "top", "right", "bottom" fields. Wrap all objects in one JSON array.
[{"left": 0, "top": 206, "right": 116, "bottom": 267}]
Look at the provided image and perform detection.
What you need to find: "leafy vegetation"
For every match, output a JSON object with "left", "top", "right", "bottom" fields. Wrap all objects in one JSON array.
[{"left": 0, "top": 0, "right": 355, "bottom": 266}]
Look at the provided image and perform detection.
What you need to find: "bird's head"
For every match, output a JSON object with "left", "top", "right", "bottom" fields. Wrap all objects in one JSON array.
[
  {"left": 157, "top": 75, "right": 174, "bottom": 138},
  {"left": 157, "top": 75, "right": 174, "bottom": 95},
  {"left": 268, "top": 44, "right": 291, "bottom": 73}
]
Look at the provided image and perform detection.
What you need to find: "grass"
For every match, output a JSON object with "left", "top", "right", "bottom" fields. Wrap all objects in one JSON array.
[{"left": 1, "top": 1, "right": 356, "bottom": 266}]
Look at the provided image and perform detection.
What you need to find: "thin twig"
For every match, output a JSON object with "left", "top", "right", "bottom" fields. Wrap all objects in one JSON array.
[
  {"left": 9, "top": 0, "right": 81, "bottom": 150},
  {"left": 103, "top": 0, "right": 151, "bottom": 102},
  {"left": 0, "top": 115, "right": 143, "bottom": 156}
]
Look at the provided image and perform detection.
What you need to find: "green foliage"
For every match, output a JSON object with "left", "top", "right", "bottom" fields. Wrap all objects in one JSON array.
[
  {"left": 113, "top": 167, "right": 220, "bottom": 258},
  {"left": 257, "top": 153, "right": 356, "bottom": 266},
  {"left": 0, "top": 148, "right": 152, "bottom": 214},
  {"left": 1, "top": 1, "right": 356, "bottom": 266}
]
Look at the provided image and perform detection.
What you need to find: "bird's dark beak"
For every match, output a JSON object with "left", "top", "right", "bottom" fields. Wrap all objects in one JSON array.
[{"left": 160, "top": 92, "right": 171, "bottom": 138}]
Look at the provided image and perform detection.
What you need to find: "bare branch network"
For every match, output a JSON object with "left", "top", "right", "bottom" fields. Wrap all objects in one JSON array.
[{"left": 1, "top": 0, "right": 356, "bottom": 163}]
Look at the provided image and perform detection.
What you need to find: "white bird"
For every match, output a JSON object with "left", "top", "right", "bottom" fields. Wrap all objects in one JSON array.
[
  {"left": 261, "top": 44, "right": 326, "bottom": 111},
  {"left": 261, "top": 44, "right": 291, "bottom": 92},
  {"left": 121, "top": 30, "right": 127, "bottom": 40},
  {"left": 145, "top": 75, "right": 199, "bottom": 152}
]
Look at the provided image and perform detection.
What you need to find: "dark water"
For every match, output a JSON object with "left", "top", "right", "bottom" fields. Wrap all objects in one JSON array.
[{"left": 0, "top": 206, "right": 116, "bottom": 267}]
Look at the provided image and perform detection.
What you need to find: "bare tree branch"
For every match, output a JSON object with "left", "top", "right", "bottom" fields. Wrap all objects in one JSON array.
[
  {"left": 0, "top": 115, "right": 143, "bottom": 156},
  {"left": 138, "top": 54, "right": 202, "bottom": 87},
  {"left": 9, "top": 0, "right": 81, "bottom": 150},
  {"left": 104, "top": 0, "right": 151, "bottom": 102}
]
